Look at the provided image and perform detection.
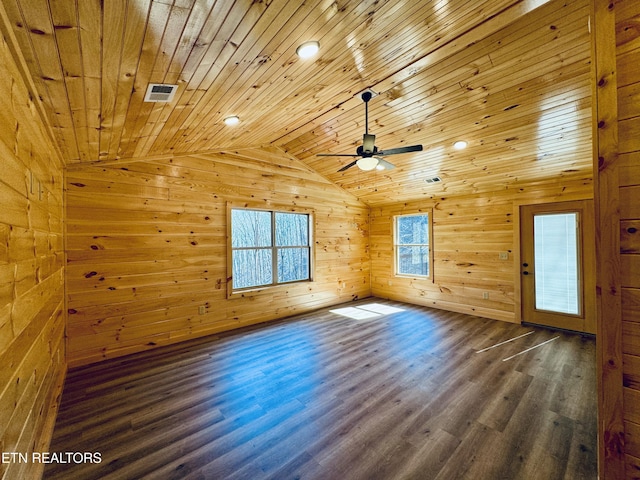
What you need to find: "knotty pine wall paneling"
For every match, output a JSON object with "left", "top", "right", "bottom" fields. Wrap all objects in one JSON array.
[
  {"left": 65, "top": 147, "right": 370, "bottom": 367},
  {"left": 370, "top": 176, "right": 593, "bottom": 324},
  {"left": 615, "top": 0, "right": 640, "bottom": 476},
  {"left": 0, "top": 9, "right": 66, "bottom": 480}
]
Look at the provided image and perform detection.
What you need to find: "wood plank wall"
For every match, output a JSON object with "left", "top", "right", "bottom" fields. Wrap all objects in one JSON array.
[
  {"left": 592, "top": 0, "right": 625, "bottom": 477},
  {"left": 615, "top": 0, "right": 640, "bottom": 476},
  {"left": 370, "top": 176, "right": 593, "bottom": 324},
  {"left": 0, "top": 9, "right": 66, "bottom": 480},
  {"left": 65, "top": 148, "right": 370, "bottom": 367}
]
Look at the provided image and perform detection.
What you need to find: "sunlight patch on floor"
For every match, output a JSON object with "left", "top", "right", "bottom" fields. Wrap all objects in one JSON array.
[
  {"left": 330, "top": 303, "right": 405, "bottom": 320},
  {"left": 358, "top": 303, "right": 405, "bottom": 315}
]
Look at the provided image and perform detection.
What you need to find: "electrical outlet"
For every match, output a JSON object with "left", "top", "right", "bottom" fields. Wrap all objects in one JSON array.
[
  {"left": 483, "top": 292, "right": 489, "bottom": 300},
  {"left": 198, "top": 305, "right": 206, "bottom": 315},
  {"left": 499, "top": 252, "right": 509, "bottom": 260}
]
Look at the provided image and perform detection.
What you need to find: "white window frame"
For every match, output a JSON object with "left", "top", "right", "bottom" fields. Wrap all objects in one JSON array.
[{"left": 393, "top": 211, "right": 433, "bottom": 279}]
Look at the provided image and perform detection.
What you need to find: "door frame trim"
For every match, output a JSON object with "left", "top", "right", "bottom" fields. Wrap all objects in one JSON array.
[{"left": 515, "top": 198, "right": 596, "bottom": 334}]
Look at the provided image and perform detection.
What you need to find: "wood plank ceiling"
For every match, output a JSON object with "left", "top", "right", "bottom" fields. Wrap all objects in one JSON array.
[{"left": 4, "top": 0, "right": 592, "bottom": 205}]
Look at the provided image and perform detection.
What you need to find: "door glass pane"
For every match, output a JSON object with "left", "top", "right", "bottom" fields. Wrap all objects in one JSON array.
[{"left": 533, "top": 213, "right": 580, "bottom": 315}]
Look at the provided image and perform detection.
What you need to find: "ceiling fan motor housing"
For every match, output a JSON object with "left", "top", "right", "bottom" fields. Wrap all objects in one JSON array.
[{"left": 362, "top": 134, "right": 376, "bottom": 154}]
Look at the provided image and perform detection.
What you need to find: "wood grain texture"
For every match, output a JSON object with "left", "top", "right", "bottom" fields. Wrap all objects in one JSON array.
[
  {"left": 0, "top": 4, "right": 66, "bottom": 480},
  {"left": 617, "top": 0, "right": 640, "bottom": 476},
  {"left": 370, "top": 178, "right": 593, "bottom": 324},
  {"left": 0, "top": 0, "right": 594, "bottom": 205},
  {"left": 519, "top": 200, "right": 597, "bottom": 334},
  {"left": 44, "top": 299, "right": 597, "bottom": 480},
  {"left": 65, "top": 147, "right": 370, "bottom": 367},
  {"left": 594, "top": 0, "right": 640, "bottom": 477},
  {"left": 0, "top": 1, "right": 632, "bottom": 478}
]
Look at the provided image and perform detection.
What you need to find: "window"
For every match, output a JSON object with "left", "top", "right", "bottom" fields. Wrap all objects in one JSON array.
[
  {"left": 229, "top": 206, "right": 312, "bottom": 293},
  {"left": 394, "top": 212, "right": 431, "bottom": 277}
]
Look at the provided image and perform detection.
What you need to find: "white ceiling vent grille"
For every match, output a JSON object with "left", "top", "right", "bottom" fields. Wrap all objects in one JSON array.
[
  {"left": 424, "top": 176, "right": 442, "bottom": 184},
  {"left": 144, "top": 84, "right": 178, "bottom": 102}
]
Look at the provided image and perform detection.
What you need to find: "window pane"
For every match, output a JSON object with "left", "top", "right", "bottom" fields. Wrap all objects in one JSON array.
[
  {"left": 533, "top": 213, "right": 579, "bottom": 315},
  {"left": 230, "top": 208, "right": 313, "bottom": 291},
  {"left": 397, "top": 215, "right": 429, "bottom": 245},
  {"left": 231, "top": 209, "right": 272, "bottom": 247},
  {"left": 275, "top": 212, "right": 309, "bottom": 246},
  {"left": 397, "top": 246, "right": 429, "bottom": 276},
  {"left": 277, "top": 248, "right": 310, "bottom": 283},
  {"left": 232, "top": 249, "right": 272, "bottom": 289}
]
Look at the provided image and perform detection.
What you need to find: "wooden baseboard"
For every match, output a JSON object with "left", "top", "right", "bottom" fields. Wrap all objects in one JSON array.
[{"left": 372, "top": 290, "right": 518, "bottom": 323}]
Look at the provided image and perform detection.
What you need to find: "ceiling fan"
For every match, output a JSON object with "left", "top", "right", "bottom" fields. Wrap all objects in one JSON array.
[{"left": 316, "top": 90, "right": 423, "bottom": 172}]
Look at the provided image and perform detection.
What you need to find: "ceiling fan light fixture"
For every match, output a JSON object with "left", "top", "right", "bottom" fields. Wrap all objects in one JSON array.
[
  {"left": 453, "top": 140, "right": 468, "bottom": 150},
  {"left": 356, "top": 157, "right": 379, "bottom": 171},
  {"left": 317, "top": 86, "right": 422, "bottom": 173},
  {"left": 296, "top": 41, "right": 320, "bottom": 59},
  {"left": 224, "top": 115, "right": 240, "bottom": 126}
]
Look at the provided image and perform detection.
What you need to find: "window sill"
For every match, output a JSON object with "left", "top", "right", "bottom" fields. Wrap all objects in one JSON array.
[{"left": 227, "top": 280, "right": 313, "bottom": 299}]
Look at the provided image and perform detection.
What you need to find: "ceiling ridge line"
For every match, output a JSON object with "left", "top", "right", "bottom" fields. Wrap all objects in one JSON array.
[{"left": 63, "top": 144, "right": 273, "bottom": 170}]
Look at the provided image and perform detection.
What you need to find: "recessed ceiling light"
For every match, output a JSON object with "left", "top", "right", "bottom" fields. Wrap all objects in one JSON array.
[
  {"left": 224, "top": 115, "right": 240, "bottom": 126},
  {"left": 453, "top": 140, "right": 468, "bottom": 150},
  {"left": 296, "top": 41, "right": 320, "bottom": 59}
]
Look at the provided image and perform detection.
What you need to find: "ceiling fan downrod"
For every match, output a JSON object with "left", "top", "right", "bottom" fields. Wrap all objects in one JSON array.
[
  {"left": 362, "top": 90, "right": 372, "bottom": 136},
  {"left": 315, "top": 89, "right": 422, "bottom": 172}
]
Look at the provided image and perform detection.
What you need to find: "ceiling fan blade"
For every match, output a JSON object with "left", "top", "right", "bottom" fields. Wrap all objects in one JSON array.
[
  {"left": 362, "top": 133, "right": 376, "bottom": 154},
  {"left": 376, "top": 158, "right": 395, "bottom": 170},
  {"left": 377, "top": 144, "right": 423, "bottom": 156},
  {"left": 337, "top": 160, "right": 358, "bottom": 172},
  {"left": 316, "top": 153, "right": 359, "bottom": 157}
]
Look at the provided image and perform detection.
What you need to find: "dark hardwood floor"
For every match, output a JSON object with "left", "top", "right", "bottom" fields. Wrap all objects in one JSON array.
[{"left": 44, "top": 299, "right": 597, "bottom": 479}]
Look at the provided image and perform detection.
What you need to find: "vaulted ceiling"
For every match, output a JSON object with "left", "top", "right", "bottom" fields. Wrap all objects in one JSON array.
[{"left": 3, "top": 0, "right": 592, "bottom": 205}]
